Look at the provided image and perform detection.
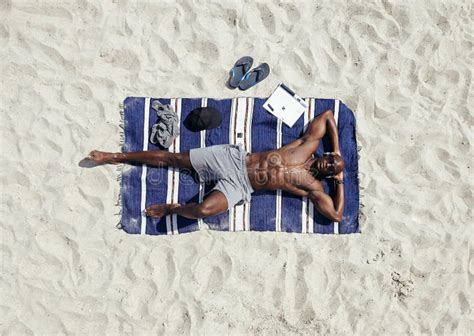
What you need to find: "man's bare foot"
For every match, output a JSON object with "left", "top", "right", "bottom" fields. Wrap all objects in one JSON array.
[
  {"left": 145, "top": 203, "right": 181, "bottom": 217},
  {"left": 88, "top": 150, "right": 120, "bottom": 164}
]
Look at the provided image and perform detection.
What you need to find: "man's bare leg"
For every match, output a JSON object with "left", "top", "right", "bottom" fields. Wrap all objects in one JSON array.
[
  {"left": 87, "top": 150, "right": 194, "bottom": 169},
  {"left": 145, "top": 191, "right": 228, "bottom": 219}
]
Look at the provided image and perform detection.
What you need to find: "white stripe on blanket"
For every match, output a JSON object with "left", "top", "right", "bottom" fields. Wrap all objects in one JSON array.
[
  {"left": 140, "top": 98, "right": 151, "bottom": 235},
  {"left": 244, "top": 98, "right": 253, "bottom": 231},
  {"left": 232, "top": 98, "right": 248, "bottom": 231},
  {"left": 172, "top": 98, "right": 182, "bottom": 234},
  {"left": 302, "top": 98, "right": 310, "bottom": 234},
  {"left": 276, "top": 118, "right": 282, "bottom": 232},
  {"left": 228, "top": 98, "right": 236, "bottom": 231},
  {"left": 166, "top": 98, "right": 181, "bottom": 235},
  {"left": 333, "top": 99, "right": 340, "bottom": 234},
  {"left": 308, "top": 99, "right": 315, "bottom": 233},
  {"left": 198, "top": 98, "right": 207, "bottom": 230},
  {"left": 166, "top": 100, "right": 174, "bottom": 235}
]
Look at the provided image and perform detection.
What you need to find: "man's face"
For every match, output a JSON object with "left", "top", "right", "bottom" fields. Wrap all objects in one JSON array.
[{"left": 314, "top": 154, "right": 344, "bottom": 177}]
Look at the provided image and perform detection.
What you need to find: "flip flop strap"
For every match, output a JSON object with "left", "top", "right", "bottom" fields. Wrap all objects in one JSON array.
[
  {"left": 243, "top": 67, "right": 262, "bottom": 81},
  {"left": 251, "top": 67, "right": 264, "bottom": 82},
  {"left": 234, "top": 62, "right": 249, "bottom": 72}
]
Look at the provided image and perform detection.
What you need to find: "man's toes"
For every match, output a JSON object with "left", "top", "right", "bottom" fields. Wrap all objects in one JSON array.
[
  {"left": 145, "top": 204, "right": 168, "bottom": 217},
  {"left": 87, "top": 150, "right": 114, "bottom": 164},
  {"left": 146, "top": 204, "right": 159, "bottom": 211},
  {"left": 145, "top": 209, "right": 160, "bottom": 217},
  {"left": 145, "top": 206, "right": 157, "bottom": 216}
]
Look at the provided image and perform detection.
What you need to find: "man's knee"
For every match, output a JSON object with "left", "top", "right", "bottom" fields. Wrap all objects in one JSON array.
[
  {"left": 168, "top": 152, "right": 192, "bottom": 169},
  {"left": 321, "top": 110, "right": 333, "bottom": 119}
]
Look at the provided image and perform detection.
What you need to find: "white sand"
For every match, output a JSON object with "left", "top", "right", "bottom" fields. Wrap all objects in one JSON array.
[{"left": 1, "top": 0, "right": 472, "bottom": 334}]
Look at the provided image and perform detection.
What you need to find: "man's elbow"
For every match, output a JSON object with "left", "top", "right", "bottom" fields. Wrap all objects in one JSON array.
[
  {"left": 322, "top": 110, "right": 334, "bottom": 119},
  {"left": 332, "top": 214, "right": 343, "bottom": 222}
]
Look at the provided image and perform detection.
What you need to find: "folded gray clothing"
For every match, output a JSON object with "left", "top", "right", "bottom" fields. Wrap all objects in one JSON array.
[{"left": 149, "top": 101, "right": 180, "bottom": 148}]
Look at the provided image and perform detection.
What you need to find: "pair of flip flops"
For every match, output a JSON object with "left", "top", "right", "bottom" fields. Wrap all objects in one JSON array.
[{"left": 228, "top": 56, "right": 270, "bottom": 90}]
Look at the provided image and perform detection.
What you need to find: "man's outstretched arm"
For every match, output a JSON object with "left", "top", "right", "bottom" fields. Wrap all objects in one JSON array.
[
  {"left": 302, "top": 110, "right": 340, "bottom": 153},
  {"left": 308, "top": 174, "right": 344, "bottom": 222}
]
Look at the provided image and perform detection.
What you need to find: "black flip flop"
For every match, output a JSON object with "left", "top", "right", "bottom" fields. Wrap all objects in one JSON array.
[
  {"left": 228, "top": 56, "right": 253, "bottom": 89},
  {"left": 238, "top": 63, "right": 270, "bottom": 90}
]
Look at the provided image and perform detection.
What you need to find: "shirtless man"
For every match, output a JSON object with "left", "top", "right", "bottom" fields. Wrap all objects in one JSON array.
[{"left": 88, "top": 110, "right": 345, "bottom": 222}]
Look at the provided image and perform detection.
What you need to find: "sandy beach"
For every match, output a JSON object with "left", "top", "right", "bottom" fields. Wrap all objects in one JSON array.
[{"left": 1, "top": 0, "right": 472, "bottom": 334}]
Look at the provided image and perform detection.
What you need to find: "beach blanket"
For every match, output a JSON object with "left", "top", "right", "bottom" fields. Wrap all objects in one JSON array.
[{"left": 120, "top": 97, "right": 359, "bottom": 235}]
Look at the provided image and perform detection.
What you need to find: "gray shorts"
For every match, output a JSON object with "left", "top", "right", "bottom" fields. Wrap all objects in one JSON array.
[{"left": 189, "top": 144, "right": 254, "bottom": 209}]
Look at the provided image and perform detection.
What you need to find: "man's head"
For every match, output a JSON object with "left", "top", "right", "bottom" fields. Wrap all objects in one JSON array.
[{"left": 310, "top": 153, "right": 345, "bottom": 179}]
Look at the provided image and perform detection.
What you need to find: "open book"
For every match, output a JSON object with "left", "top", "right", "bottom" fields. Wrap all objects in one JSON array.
[{"left": 263, "top": 83, "right": 308, "bottom": 127}]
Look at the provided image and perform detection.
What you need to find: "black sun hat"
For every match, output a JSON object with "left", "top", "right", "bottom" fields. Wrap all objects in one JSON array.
[{"left": 184, "top": 107, "right": 222, "bottom": 132}]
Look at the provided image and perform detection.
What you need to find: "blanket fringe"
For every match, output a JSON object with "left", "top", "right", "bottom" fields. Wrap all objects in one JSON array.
[
  {"left": 115, "top": 102, "right": 125, "bottom": 231},
  {"left": 356, "top": 133, "right": 364, "bottom": 233}
]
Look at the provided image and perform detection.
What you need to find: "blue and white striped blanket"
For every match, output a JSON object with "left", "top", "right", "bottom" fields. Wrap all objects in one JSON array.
[{"left": 121, "top": 97, "right": 359, "bottom": 235}]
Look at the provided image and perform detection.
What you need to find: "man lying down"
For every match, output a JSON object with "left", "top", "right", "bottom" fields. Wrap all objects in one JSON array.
[{"left": 88, "top": 110, "right": 345, "bottom": 222}]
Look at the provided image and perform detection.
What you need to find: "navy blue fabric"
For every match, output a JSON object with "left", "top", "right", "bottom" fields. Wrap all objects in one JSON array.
[
  {"left": 145, "top": 98, "right": 170, "bottom": 235},
  {"left": 121, "top": 97, "right": 359, "bottom": 235},
  {"left": 280, "top": 111, "right": 305, "bottom": 233},
  {"left": 249, "top": 98, "right": 278, "bottom": 232},
  {"left": 312, "top": 99, "right": 336, "bottom": 234},
  {"left": 176, "top": 98, "right": 202, "bottom": 234},
  {"left": 338, "top": 102, "right": 359, "bottom": 233},
  {"left": 121, "top": 97, "right": 145, "bottom": 234}
]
